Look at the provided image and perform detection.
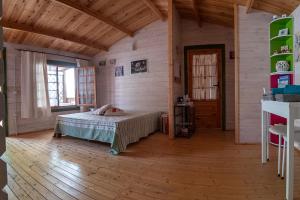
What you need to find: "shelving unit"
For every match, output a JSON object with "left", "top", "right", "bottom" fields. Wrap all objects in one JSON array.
[
  {"left": 269, "top": 16, "right": 294, "bottom": 145},
  {"left": 174, "top": 104, "right": 195, "bottom": 138}
]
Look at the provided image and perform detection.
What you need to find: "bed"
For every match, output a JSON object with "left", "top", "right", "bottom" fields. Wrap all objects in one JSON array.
[{"left": 54, "top": 111, "right": 161, "bottom": 154}]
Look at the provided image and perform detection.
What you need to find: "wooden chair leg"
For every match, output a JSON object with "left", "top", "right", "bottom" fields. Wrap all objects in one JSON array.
[
  {"left": 282, "top": 139, "right": 286, "bottom": 179},
  {"left": 267, "top": 131, "right": 270, "bottom": 161},
  {"left": 278, "top": 135, "right": 282, "bottom": 177}
]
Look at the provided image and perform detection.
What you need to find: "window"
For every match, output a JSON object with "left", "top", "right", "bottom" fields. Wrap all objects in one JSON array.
[
  {"left": 192, "top": 54, "right": 218, "bottom": 100},
  {"left": 47, "top": 61, "right": 78, "bottom": 111}
]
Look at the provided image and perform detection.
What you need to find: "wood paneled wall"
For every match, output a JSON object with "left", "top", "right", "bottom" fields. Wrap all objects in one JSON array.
[
  {"left": 93, "top": 21, "right": 168, "bottom": 112},
  {"left": 237, "top": 6, "right": 272, "bottom": 143},
  {"left": 173, "top": 6, "right": 184, "bottom": 100},
  {"left": 234, "top": 4, "right": 240, "bottom": 143},
  {"left": 5, "top": 42, "right": 91, "bottom": 135},
  {"left": 168, "top": 0, "right": 174, "bottom": 138},
  {"left": 180, "top": 19, "right": 235, "bottom": 130},
  {"left": 172, "top": 6, "right": 183, "bottom": 137}
]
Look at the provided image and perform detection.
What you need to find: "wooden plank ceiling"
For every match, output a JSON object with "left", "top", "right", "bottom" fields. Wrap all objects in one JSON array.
[
  {"left": 174, "top": 0, "right": 300, "bottom": 27},
  {"left": 3, "top": 0, "right": 167, "bottom": 56},
  {"left": 3, "top": 0, "right": 300, "bottom": 56}
]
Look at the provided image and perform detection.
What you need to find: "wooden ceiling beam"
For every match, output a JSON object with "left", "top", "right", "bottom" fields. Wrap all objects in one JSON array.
[
  {"left": 141, "top": 0, "right": 165, "bottom": 20},
  {"left": 192, "top": 0, "right": 201, "bottom": 27},
  {"left": 1, "top": 20, "right": 108, "bottom": 51},
  {"left": 246, "top": 0, "right": 255, "bottom": 13},
  {"left": 52, "top": 0, "right": 134, "bottom": 37}
]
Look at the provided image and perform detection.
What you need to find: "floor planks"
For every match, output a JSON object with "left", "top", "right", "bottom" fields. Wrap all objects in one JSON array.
[{"left": 1, "top": 130, "right": 300, "bottom": 200}]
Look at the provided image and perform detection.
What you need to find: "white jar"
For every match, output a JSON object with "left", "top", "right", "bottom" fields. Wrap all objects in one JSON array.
[{"left": 276, "top": 60, "right": 290, "bottom": 72}]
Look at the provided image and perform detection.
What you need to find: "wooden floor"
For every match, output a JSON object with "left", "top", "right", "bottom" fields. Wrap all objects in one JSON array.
[{"left": 2, "top": 130, "right": 300, "bottom": 200}]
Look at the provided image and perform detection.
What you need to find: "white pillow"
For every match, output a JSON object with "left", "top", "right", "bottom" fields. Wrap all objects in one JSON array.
[
  {"left": 93, "top": 104, "right": 112, "bottom": 115},
  {"left": 104, "top": 107, "right": 125, "bottom": 116}
]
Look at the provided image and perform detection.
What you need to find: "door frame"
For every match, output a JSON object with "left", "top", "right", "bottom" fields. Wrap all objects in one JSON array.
[
  {"left": 184, "top": 44, "right": 226, "bottom": 130},
  {"left": 2, "top": 48, "right": 8, "bottom": 137}
]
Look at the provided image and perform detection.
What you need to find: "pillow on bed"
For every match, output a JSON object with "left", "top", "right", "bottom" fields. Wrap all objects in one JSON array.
[
  {"left": 93, "top": 104, "right": 112, "bottom": 115},
  {"left": 104, "top": 107, "right": 125, "bottom": 116}
]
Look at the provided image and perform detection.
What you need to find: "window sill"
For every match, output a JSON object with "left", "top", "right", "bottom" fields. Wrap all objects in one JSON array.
[{"left": 51, "top": 106, "right": 80, "bottom": 113}]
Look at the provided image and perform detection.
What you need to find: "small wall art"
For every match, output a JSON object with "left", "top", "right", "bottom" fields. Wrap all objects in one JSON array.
[
  {"left": 115, "top": 66, "right": 124, "bottom": 77},
  {"left": 131, "top": 59, "right": 147, "bottom": 74},
  {"left": 109, "top": 59, "right": 116, "bottom": 65},
  {"left": 99, "top": 60, "right": 106, "bottom": 67}
]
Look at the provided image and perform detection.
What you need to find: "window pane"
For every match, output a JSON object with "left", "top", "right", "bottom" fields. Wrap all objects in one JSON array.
[
  {"left": 49, "top": 91, "right": 57, "bottom": 99},
  {"left": 58, "top": 75, "right": 63, "bottom": 82},
  {"left": 47, "top": 65, "right": 56, "bottom": 71},
  {"left": 65, "top": 68, "right": 75, "bottom": 98},
  {"left": 48, "top": 82, "right": 57, "bottom": 91},
  {"left": 57, "top": 71, "right": 64, "bottom": 106},
  {"left": 58, "top": 83, "right": 63, "bottom": 92},
  {"left": 192, "top": 54, "right": 218, "bottom": 100},
  {"left": 50, "top": 99, "right": 58, "bottom": 107},
  {"left": 47, "top": 64, "right": 76, "bottom": 108},
  {"left": 48, "top": 74, "right": 57, "bottom": 82}
]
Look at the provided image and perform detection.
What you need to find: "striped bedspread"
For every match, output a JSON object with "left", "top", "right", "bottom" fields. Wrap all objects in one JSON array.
[{"left": 54, "top": 111, "right": 161, "bottom": 154}]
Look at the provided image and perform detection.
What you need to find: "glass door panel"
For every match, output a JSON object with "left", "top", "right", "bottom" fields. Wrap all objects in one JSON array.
[{"left": 192, "top": 54, "right": 218, "bottom": 101}]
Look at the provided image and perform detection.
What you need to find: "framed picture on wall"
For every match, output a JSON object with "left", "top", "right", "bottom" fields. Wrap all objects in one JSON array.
[
  {"left": 131, "top": 59, "right": 147, "bottom": 74},
  {"left": 99, "top": 60, "right": 106, "bottom": 67},
  {"left": 115, "top": 66, "right": 124, "bottom": 77},
  {"left": 109, "top": 59, "right": 116, "bottom": 65}
]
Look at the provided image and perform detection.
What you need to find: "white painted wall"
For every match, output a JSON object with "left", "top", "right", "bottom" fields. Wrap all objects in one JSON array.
[
  {"left": 92, "top": 16, "right": 235, "bottom": 130},
  {"left": 292, "top": 5, "right": 300, "bottom": 84},
  {"left": 291, "top": 5, "right": 300, "bottom": 149},
  {"left": 93, "top": 21, "right": 168, "bottom": 112},
  {"left": 5, "top": 42, "right": 91, "bottom": 135},
  {"left": 238, "top": 6, "right": 272, "bottom": 143},
  {"left": 180, "top": 19, "right": 235, "bottom": 130}
]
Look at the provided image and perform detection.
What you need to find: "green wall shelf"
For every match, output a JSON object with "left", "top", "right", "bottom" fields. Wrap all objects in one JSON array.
[
  {"left": 270, "top": 52, "right": 293, "bottom": 58},
  {"left": 270, "top": 35, "right": 293, "bottom": 41},
  {"left": 270, "top": 17, "right": 293, "bottom": 39},
  {"left": 269, "top": 16, "right": 294, "bottom": 145}
]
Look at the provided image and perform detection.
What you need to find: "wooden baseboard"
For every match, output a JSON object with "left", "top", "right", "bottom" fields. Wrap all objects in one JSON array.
[{"left": 8, "top": 129, "right": 54, "bottom": 137}]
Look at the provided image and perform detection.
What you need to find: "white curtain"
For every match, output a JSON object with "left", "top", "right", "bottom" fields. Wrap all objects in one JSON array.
[
  {"left": 21, "top": 51, "right": 34, "bottom": 118},
  {"left": 21, "top": 51, "right": 51, "bottom": 118},
  {"left": 192, "top": 54, "right": 217, "bottom": 100},
  {"left": 75, "top": 59, "right": 90, "bottom": 105}
]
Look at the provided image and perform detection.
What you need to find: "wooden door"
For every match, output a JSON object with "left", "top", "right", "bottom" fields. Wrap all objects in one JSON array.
[{"left": 188, "top": 49, "right": 222, "bottom": 129}]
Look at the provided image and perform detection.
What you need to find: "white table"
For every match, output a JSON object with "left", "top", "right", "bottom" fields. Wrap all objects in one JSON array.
[{"left": 261, "top": 100, "right": 300, "bottom": 200}]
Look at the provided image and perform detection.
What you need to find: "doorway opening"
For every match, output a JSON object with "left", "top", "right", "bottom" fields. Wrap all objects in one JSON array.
[{"left": 184, "top": 44, "right": 225, "bottom": 130}]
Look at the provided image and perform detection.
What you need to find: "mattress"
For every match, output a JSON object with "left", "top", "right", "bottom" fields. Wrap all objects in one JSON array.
[{"left": 54, "top": 111, "right": 161, "bottom": 154}]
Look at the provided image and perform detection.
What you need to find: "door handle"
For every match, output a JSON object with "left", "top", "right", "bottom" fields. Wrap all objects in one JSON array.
[{"left": 213, "top": 83, "right": 219, "bottom": 87}]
